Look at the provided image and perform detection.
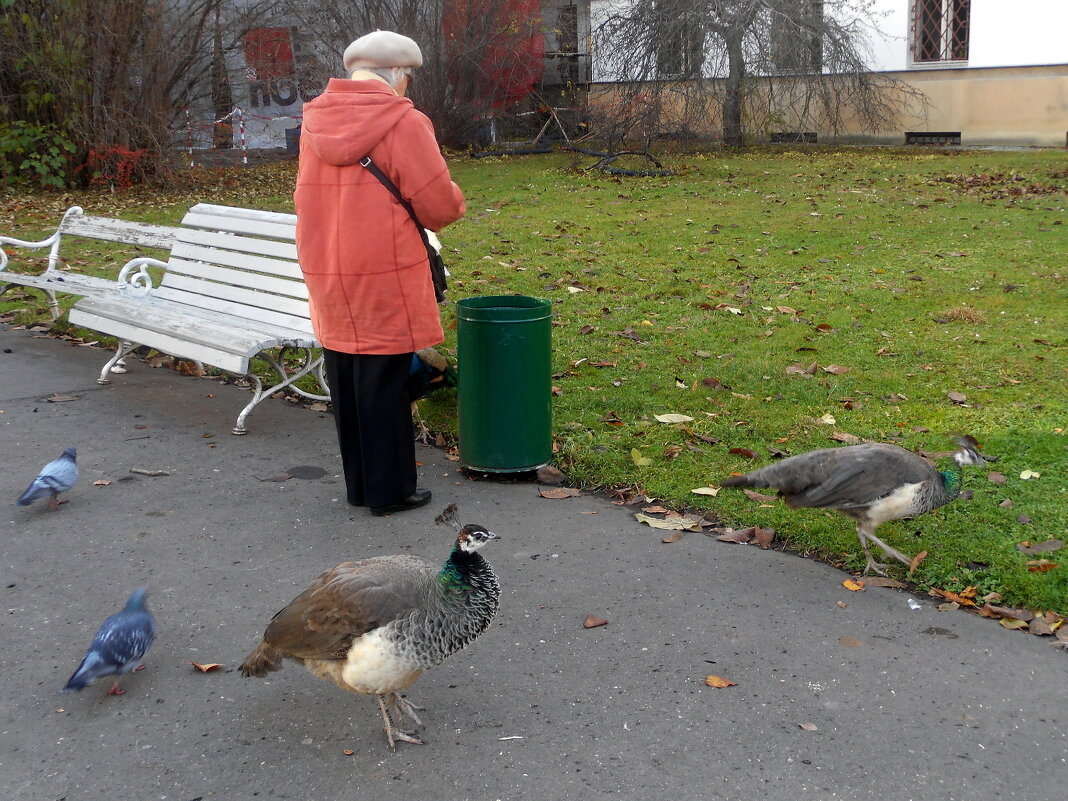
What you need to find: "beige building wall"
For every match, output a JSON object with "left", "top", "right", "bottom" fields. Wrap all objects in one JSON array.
[
  {"left": 882, "top": 65, "right": 1068, "bottom": 147},
  {"left": 587, "top": 64, "right": 1068, "bottom": 148}
]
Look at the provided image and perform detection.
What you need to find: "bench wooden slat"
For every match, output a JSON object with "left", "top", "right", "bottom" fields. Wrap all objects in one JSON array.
[
  {"left": 62, "top": 215, "right": 178, "bottom": 250},
  {"left": 189, "top": 203, "right": 297, "bottom": 226},
  {"left": 70, "top": 295, "right": 315, "bottom": 373},
  {"left": 1, "top": 272, "right": 115, "bottom": 295},
  {"left": 177, "top": 228, "right": 298, "bottom": 261},
  {"left": 169, "top": 241, "right": 303, "bottom": 281},
  {"left": 181, "top": 211, "right": 297, "bottom": 242},
  {"left": 152, "top": 282, "right": 313, "bottom": 334},
  {"left": 162, "top": 256, "right": 310, "bottom": 299}
]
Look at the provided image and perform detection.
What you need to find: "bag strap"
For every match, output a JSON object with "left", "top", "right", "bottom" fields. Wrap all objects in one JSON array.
[{"left": 359, "top": 155, "right": 434, "bottom": 249}]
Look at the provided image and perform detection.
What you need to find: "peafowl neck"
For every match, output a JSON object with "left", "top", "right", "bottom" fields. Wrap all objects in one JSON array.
[
  {"left": 405, "top": 546, "right": 500, "bottom": 666},
  {"left": 439, "top": 545, "right": 499, "bottom": 598},
  {"left": 931, "top": 465, "right": 964, "bottom": 509}
]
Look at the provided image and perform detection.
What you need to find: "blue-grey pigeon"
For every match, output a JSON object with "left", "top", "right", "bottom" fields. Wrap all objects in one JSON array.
[
  {"left": 63, "top": 587, "right": 157, "bottom": 696},
  {"left": 17, "top": 447, "right": 78, "bottom": 510}
]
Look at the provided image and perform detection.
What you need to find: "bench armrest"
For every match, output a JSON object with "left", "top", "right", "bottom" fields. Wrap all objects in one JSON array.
[
  {"left": 117, "top": 256, "right": 169, "bottom": 296},
  {"left": 0, "top": 205, "right": 84, "bottom": 272}
]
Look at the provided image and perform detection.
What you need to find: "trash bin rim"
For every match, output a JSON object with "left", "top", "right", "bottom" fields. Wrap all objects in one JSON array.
[{"left": 455, "top": 294, "right": 552, "bottom": 323}]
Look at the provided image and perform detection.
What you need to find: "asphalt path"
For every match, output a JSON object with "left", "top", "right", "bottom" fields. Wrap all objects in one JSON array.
[{"left": 2, "top": 325, "right": 1065, "bottom": 801}]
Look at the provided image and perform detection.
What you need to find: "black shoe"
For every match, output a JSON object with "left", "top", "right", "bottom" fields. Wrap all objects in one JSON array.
[{"left": 370, "top": 489, "right": 432, "bottom": 516}]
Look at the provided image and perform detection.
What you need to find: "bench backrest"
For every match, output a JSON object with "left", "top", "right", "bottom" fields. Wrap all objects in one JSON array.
[
  {"left": 61, "top": 210, "right": 178, "bottom": 250},
  {"left": 154, "top": 203, "right": 312, "bottom": 335}
]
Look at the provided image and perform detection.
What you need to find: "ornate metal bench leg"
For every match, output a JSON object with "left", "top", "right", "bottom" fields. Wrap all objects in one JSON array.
[
  {"left": 230, "top": 350, "right": 330, "bottom": 434},
  {"left": 232, "top": 373, "right": 264, "bottom": 435},
  {"left": 45, "top": 288, "right": 60, "bottom": 320},
  {"left": 97, "top": 340, "right": 139, "bottom": 384}
]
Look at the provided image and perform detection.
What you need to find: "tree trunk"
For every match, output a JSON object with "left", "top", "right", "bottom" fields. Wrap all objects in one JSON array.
[{"left": 722, "top": 31, "right": 745, "bottom": 146}]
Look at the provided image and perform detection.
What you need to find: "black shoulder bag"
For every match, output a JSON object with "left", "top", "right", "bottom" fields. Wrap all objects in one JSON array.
[{"left": 359, "top": 155, "right": 448, "bottom": 303}]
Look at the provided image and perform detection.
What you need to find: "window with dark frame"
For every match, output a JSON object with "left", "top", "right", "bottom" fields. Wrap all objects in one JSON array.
[
  {"left": 912, "top": 0, "right": 970, "bottom": 63},
  {"left": 654, "top": 4, "right": 705, "bottom": 78},
  {"left": 771, "top": 1, "right": 824, "bottom": 74}
]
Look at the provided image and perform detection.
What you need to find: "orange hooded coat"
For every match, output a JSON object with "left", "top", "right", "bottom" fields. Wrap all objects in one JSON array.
[{"left": 294, "top": 78, "right": 466, "bottom": 354}]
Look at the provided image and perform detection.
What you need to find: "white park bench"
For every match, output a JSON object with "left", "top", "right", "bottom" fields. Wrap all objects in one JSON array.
[
  {"left": 1, "top": 203, "right": 327, "bottom": 434},
  {"left": 0, "top": 205, "right": 178, "bottom": 318}
]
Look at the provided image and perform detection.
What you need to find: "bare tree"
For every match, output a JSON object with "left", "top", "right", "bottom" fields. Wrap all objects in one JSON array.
[
  {"left": 591, "top": 0, "right": 926, "bottom": 147},
  {"left": 283, "top": 0, "right": 544, "bottom": 146},
  {"left": 0, "top": 0, "right": 284, "bottom": 186}
]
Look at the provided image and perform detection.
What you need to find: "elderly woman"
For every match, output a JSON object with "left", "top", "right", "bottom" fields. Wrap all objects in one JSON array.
[{"left": 295, "top": 30, "right": 466, "bottom": 516}]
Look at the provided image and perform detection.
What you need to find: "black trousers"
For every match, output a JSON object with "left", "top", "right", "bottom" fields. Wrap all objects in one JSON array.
[{"left": 323, "top": 349, "right": 416, "bottom": 508}]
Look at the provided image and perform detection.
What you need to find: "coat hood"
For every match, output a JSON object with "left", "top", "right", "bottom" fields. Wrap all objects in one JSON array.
[{"left": 300, "top": 79, "right": 415, "bottom": 166}]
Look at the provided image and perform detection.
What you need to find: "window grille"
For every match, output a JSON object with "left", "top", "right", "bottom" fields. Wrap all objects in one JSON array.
[
  {"left": 905, "top": 131, "right": 961, "bottom": 145},
  {"left": 771, "top": 1, "right": 824, "bottom": 73},
  {"left": 912, "top": 0, "right": 970, "bottom": 63}
]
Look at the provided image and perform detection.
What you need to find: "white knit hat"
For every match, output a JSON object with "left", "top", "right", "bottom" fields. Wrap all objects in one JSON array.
[{"left": 343, "top": 30, "right": 423, "bottom": 71}]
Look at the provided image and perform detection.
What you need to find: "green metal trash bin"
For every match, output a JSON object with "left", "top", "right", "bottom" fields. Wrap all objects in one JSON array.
[{"left": 456, "top": 295, "right": 552, "bottom": 472}]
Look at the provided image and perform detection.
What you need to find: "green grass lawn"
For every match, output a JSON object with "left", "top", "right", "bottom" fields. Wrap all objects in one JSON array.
[{"left": 2, "top": 146, "right": 1065, "bottom": 614}]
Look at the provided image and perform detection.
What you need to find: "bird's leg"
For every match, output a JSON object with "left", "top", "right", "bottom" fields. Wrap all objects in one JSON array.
[
  {"left": 376, "top": 694, "right": 423, "bottom": 750},
  {"left": 389, "top": 693, "right": 424, "bottom": 730},
  {"left": 857, "top": 525, "right": 912, "bottom": 576},
  {"left": 412, "top": 401, "right": 431, "bottom": 445},
  {"left": 106, "top": 680, "right": 126, "bottom": 696}
]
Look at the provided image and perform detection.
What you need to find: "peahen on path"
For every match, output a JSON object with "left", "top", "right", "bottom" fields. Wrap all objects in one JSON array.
[
  {"left": 719, "top": 437, "right": 986, "bottom": 575},
  {"left": 239, "top": 505, "right": 500, "bottom": 749}
]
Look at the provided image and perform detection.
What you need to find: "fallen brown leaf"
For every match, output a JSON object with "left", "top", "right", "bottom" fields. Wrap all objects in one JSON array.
[
  {"left": 798, "top": 723, "right": 818, "bottom": 731},
  {"left": 661, "top": 531, "right": 684, "bottom": 543},
  {"left": 838, "top": 637, "right": 862, "bottom": 647},
  {"left": 641, "top": 505, "right": 673, "bottom": 514},
  {"left": 343, "top": 749, "right": 355, "bottom": 756},
  {"left": 830, "top": 431, "right": 863, "bottom": 444},
  {"left": 1026, "top": 560, "right": 1058, "bottom": 573},
  {"left": 842, "top": 579, "right": 865, "bottom": 592},
  {"left": 929, "top": 588, "right": 977, "bottom": 607},
  {"left": 536, "top": 465, "right": 566, "bottom": 485},
  {"left": 583, "top": 615, "right": 608, "bottom": 629},
  {"left": 753, "top": 526, "right": 775, "bottom": 549},
  {"left": 1029, "top": 617, "right": 1054, "bottom": 637},
  {"left": 191, "top": 662, "right": 223, "bottom": 673},
  {"left": 728, "top": 447, "right": 759, "bottom": 459},
  {"left": 539, "top": 487, "right": 580, "bottom": 499},
  {"left": 1000, "top": 618, "right": 1029, "bottom": 630},
  {"left": 864, "top": 576, "right": 907, "bottom": 589},
  {"left": 986, "top": 605, "right": 1033, "bottom": 622},
  {"left": 717, "top": 527, "right": 755, "bottom": 544},
  {"left": 704, "top": 675, "right": 737, "bottom": 688},
  {"left": 987, "top": 471, "right": 1007, "bottom": 485},
  {"left": 45, "top": 393, "right": 79, "bottom": 402},
  {"left": 634, "top": 513, "right": 692, "bottom": 530},
  {"left": 92, "top": 480, "right": 111, "bottom": 486},
  {"left": 743, "top": 489, "right": 778, "bottom": 503},
  {"left": 909, "top": 550, "right": 928, "bottom": 576}
]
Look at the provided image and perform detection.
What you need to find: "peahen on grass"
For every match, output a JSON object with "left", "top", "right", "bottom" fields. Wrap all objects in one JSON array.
[
  {"left": 239, "top": 504, "right": 500, "bottom": 750},
  {"left": 719, "top": 436, "right": 986, "bottom": 575}
]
